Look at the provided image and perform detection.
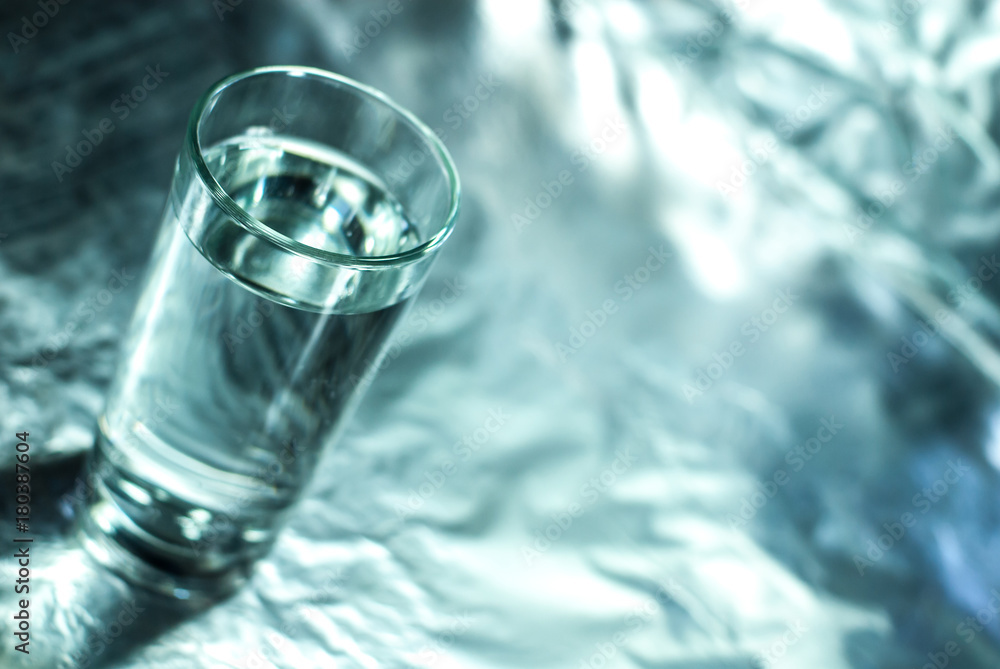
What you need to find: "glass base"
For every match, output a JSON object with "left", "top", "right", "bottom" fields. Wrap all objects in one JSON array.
[
  {"left": 77, "top": 500, "right": 250, "bottom": 605},
  {"left": 76, "top": 441, "right": 276, "bottom": 604}
]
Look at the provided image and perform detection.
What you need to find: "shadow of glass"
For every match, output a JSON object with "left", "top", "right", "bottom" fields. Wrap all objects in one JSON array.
[{"left": 0, "top": 452, "right": 225, "bottom": 668}]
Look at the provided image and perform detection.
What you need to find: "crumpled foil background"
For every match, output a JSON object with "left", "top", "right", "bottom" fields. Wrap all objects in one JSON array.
[{"left": 4, "top": 0, "right": 1000, "bottom": 667}]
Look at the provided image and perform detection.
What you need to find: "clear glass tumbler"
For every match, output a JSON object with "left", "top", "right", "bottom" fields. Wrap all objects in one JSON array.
[{"left": 79, "top": 66, "right": 460, "bottom": 598}]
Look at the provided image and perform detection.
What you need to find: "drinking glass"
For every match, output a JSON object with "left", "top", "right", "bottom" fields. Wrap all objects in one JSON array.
[{"left": 79, "top": 66, "right": 460, "bottom": 599}]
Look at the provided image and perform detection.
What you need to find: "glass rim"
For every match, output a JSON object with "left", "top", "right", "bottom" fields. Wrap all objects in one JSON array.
[{"left": 185, "top": 65, "right": 461, "bottom": 269}]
